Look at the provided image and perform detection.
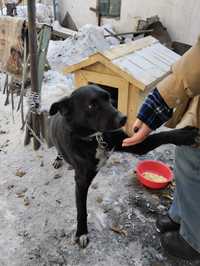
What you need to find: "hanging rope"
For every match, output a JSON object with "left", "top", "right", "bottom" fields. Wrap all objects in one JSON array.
[
  {"left": 27, "top": 91, "right": 41, "bottom": 113},
  {"left": 26, "top": 122, "right": 45, "bottom": 146}
]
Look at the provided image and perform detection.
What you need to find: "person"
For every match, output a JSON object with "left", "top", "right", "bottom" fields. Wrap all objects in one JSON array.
[
  {"left": 4, "top": 0, "right": 22, "bottom": 16},
  {"left": 122, "top": 36, "right": 200, "bottom": 260}
]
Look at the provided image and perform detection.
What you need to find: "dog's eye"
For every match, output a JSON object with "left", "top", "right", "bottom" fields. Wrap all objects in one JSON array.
[{"left": 88, "top": 101, "right": 98, "bottom": 110}]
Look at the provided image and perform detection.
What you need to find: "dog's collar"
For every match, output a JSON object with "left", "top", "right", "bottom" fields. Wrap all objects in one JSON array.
[
  {"left": 78, "top": 132, "right": 108, "bottom": 151},
  {"left": 79, "top": 128, "right": 121, "bottom": 147}
]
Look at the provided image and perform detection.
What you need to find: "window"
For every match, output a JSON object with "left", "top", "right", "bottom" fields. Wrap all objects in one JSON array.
[{"left": 99, "top": 0, "right": 121, "bottom": 18}]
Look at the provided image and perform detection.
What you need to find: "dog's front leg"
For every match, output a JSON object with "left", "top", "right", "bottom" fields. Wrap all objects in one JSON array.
[
  {"left": 111, "top": 127, "right": 199, "bottom": 155},
  {"left": 74, "top": 170, "right": 96, "bottom": 248},
  {"left": 75, "top": 181, "right": 89, "bottom": 248}
]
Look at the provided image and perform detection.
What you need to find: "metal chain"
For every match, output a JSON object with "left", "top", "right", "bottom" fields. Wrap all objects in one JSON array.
[{"left": 95, "top": 132, "right": 108, "bottom": 149}]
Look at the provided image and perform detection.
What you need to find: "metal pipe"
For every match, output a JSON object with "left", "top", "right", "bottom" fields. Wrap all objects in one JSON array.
[{"left": 52, "top": 0, "right": 58, "bottom": 21}]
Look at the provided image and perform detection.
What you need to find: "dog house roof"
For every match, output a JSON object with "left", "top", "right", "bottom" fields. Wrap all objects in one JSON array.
[{"left": 63, "top": 36, "right": 180, "bottom": 91}]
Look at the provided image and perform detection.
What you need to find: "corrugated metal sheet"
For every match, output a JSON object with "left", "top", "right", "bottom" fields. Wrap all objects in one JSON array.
[{"left": 112, "top": 41, "right": 180, "bottom": 86}]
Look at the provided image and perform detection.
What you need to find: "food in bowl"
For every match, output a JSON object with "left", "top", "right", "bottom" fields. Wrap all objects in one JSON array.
[
  {"left": 143, "top": 172, "right": 168, "bottom": 183},
  {"left": 136, "top": 160, "right": 173, "bottom": 189}
]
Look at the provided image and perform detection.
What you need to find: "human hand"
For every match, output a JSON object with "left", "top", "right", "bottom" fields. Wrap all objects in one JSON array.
[{"left": 122, "top": 119, "right": 152, "bottom": 147}]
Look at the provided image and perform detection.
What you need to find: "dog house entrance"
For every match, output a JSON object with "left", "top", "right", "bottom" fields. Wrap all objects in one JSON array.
[{"left": 90, "top": 83, "right": 118, "bottom": 108}]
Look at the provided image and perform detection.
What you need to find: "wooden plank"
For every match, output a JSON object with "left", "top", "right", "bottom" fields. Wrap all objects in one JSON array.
[
  {"left": 99, "top": 55, "right": 146, "bottom": 90},
  {"left": 126, "top": 84, "right": 151, "bottom": 135},
  {"left": 75, "top": 71, "right": 89, "bottom": 88},
  {"left": 63, "top": 53, "right": 147, "bottom": 90},
  {"left": 145, "top": 47, "right": 171, "bottom": 67},
  {"left": 152, "top": 45, "right": 179, "bottom": 62},
  {"left": 145, "top": 71, "right": 170, "bottom": 90},
  {"left": 85, "top": 62, "right": 118, "bottom": 76},
  {"left": 144, "top": 67, "right": 165, "bottom": 79},
  {"left": 103, "top": 36, "right": 158, "bottom": 60},
  {"left": 79, "top": 70, "right": 126, "bottom": 88},
  {"left": 149, "top": 47, "right": 175, "bottom": 66},
  {"left": 63, "top": 53, "right": 100, "bottom": 75},
  {"left": 138, "top": 48, "right": 170, "bottom": 72},
  {"left": 128, "top": 53, "right": 165, "bottom": 78},
  {"left": 153, "top": 43, "right": 180, "bottom": 60},
  {"left": 118, "top": 81, "right": 129, "bottom": 117},
  {"left": 113, "top": 57, "right": 155, "bottom": 86},
  {"left": 127, "top": 53, "right": 156, "bottom": 70},
  {"left": 126, "top": 84, "right": 140, "bottom": 135},
  {"left": 149, "top": 48, "right": 179, "bottom": 67},
  {"left": 138, "top": 87, "right": 152, "bottom": 108},
  {"left": 118, "top": 52, "right": 165, "bottom": 81}
]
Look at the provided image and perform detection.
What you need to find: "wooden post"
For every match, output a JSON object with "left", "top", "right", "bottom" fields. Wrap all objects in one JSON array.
[{"left": 27, "top": 0, "right": 41, "bottom": 150}]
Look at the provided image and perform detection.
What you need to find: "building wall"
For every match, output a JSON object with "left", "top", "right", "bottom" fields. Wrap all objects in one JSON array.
[
  {"left": 40, "top": 0, "right": 52, "bottom": 4},
  {"left": 58, "top": 0, "right": 200, "bottom": 45}
]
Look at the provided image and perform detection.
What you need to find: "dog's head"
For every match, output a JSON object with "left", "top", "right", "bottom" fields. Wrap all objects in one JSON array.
[{"left": 49, "top": 85, "right": 127, "bottom": 132}]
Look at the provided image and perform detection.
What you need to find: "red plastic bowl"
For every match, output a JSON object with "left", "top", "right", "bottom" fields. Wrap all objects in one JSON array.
[{"left": 135, "top": 160, "right": 173, "bottom": 189}]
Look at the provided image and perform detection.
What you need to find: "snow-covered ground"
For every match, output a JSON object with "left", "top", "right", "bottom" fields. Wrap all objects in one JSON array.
[
  {"left": 1, "top": 86, "right": 198, "bottom": 266},
  {"left": 0, "top": 24, "right": 199, "bottom": 266}
]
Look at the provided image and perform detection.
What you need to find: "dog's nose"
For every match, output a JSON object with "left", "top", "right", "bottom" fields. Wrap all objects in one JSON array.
[{"left": 119, "top": 115, "right": 127, "bottom": 127}]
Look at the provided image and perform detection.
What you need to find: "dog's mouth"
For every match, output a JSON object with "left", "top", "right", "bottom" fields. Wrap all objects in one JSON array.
[
  {"left": 111, "top": 114, "right": 127, "bottom": 129},
  {"left": 118, "top": 115, "right": 127, "bottom": 127},
  {"left": 97, "top": 115, "right": 127, "bottom": 133}
]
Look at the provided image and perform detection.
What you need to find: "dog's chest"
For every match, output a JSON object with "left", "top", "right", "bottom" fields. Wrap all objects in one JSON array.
[
  {"left": 95, "top": 145, "right": 110, "bottom": 170},
  {"left": 94, "top": 134, "right": 113, "bottom": 171}
]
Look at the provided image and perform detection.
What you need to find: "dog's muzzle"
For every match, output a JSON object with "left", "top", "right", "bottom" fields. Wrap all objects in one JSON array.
[{"left": 115, "top": 114, "right": 127, "bottom": 128}]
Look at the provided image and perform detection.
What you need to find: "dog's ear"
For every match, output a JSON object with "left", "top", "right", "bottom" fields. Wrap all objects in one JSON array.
[
  {"left": 49, "top": 97, "right": 71, "bottom": 116},
  {"left": 49, "top": 102, "right": 59, "bottom": 116}
]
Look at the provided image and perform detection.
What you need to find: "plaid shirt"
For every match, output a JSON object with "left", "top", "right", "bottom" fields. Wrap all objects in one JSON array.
[{"left": 137, "top": 88, "right": 173, "bottom": 130}]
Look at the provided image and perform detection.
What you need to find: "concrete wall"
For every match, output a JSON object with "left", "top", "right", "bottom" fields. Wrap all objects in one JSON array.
[{"left": 58, "top": 0, "right": 200, "bottom": 45}]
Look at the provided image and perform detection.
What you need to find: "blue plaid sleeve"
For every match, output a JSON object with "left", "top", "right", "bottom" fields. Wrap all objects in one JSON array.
[{"left": 137, "top": 88, "right": 173, "bottom": 130}]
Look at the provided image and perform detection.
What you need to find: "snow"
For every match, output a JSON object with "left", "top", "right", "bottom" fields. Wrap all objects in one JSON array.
[
  {"left": 47, "top": 24, "right": 111, "bottom": 70},
  {"left": 41, "top": 70, "right": 74, "bottom": 112},
  {"left": 52, "top": 20, "right": 77, "bottom": 36}
]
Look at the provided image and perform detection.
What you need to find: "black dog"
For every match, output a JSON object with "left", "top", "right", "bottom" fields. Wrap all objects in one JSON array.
[{"left": 49, "top": 84, "right": 199, "bottom": 248}]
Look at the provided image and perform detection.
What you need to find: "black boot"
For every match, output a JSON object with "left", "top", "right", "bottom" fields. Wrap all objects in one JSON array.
[
  {"left": 161, "top": 231, "right": 200, "bottom": 260},
  {"left": 156, "top": 214, "right": 180, "bottom": 233}
]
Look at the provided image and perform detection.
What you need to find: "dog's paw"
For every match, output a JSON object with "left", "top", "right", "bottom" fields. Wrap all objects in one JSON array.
[
  {"left": 52, "top": 156, "right": 63, "bottom": 169},
  {"left": 195, "top": 132, "right": 200, "bottom": 145},
  {"left": 74, "top": 234, "right": 89, "bottom": 248},
  {"left": 173, "top": 127, "right": 200, "bottom": 146},
  {"left": 79, "top": 234, "right": 89, "bottom": 248}
]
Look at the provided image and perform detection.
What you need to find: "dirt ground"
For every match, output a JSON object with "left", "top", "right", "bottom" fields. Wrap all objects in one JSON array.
[{"left": 1, "top": 95, "right": 200, "bottom": 266}]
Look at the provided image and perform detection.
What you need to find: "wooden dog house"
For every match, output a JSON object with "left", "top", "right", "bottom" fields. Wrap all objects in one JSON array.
[{"left": 63, "top": 36, "right": 180, "bottom": 135}]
